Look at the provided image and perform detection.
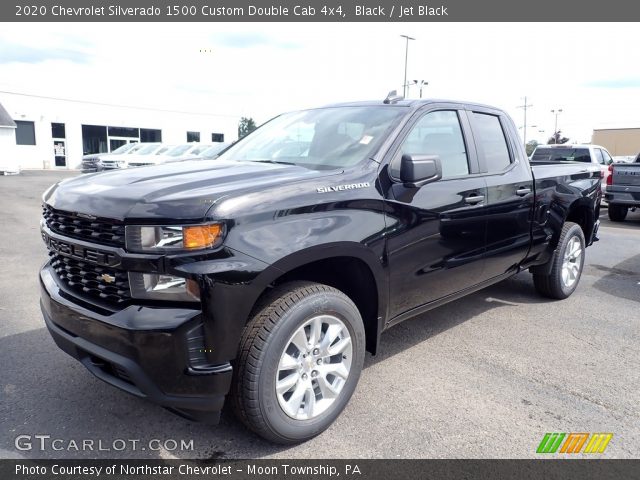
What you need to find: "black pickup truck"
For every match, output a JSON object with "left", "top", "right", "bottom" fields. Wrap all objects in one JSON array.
[{"left": 40, "top": 96, "right": 601, "bottom": 444}]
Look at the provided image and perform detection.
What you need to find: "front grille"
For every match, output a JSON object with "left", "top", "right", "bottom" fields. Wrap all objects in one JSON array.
[
  {"left": 50, "top": 252, "right": 130, "bottom": 306},
  {"left": 43, "top": 205, "right": 125, "bottom": 248}
]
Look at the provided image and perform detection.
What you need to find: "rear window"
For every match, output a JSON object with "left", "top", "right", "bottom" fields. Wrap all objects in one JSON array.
[{"left": 531, "top": 147, "right": 591, "bottom": 163}]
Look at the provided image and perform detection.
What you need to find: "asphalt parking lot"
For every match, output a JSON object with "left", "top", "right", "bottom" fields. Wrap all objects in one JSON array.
[{"left": 1, "top": 170, "right": 638, "bottom": 459}]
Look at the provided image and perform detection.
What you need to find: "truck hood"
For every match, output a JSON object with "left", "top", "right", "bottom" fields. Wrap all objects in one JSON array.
[{"left": 43, "top": 160, "right": 337, "bottom": 221}]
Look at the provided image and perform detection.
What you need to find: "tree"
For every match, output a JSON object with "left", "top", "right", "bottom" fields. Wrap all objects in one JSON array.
[
  {"left": 525, "top": 140, "right": 539, "bottom": 156},
  {"left": 547, "top": 130, "right": 570, "bottom": 145},
  {"left": 238, "top": 117, "right": 257, "bottom": 139}
]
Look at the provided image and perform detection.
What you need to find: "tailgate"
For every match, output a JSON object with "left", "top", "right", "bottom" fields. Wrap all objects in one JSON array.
[{"left": 612, "top": 163, "right": 640, "bottom": 186}]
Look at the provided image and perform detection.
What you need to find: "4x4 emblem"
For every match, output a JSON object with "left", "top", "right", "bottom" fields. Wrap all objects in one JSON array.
[{"left": 100, "top": 273, "right": 116, "bottom": 283}]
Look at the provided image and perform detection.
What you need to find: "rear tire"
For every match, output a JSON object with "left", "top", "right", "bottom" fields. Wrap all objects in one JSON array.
[
  {"left": 608, "top": 204, "right": 628, "bottom": 222},
  {"left": 533, "top": 222, "right": 585, "bottom": 300},
  {"left": 231, "top": 281, "right": 365, "bottom": 444}
]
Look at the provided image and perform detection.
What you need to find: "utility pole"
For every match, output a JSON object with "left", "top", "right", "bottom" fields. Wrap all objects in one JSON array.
[
  {"left": 551, "top": 108, "right": 563, "bottom": 143},
  {"left": 516, "top": 96, "right": 533, "bottom": 146},
  {"left": 400, "top": 35, "right": 415, "bottom": 98}
]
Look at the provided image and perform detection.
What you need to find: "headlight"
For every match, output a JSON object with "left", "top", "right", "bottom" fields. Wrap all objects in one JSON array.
[
  {"left": 125, "top": 223, "right": 224, "bottom": 253},
  {"left": 129, "top": 272, "right": 200, "bottom": 302}
]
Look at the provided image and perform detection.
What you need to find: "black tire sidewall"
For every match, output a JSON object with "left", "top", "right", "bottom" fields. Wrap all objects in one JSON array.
[
  {"left": 608, "top": 204, "right": 628, "bottom": 221},
  {"left": 256, "top": 290, "right": 365, "bottom": 442},
  {"left": 554, "top": 223, "right": 586, "bottom": 298}
]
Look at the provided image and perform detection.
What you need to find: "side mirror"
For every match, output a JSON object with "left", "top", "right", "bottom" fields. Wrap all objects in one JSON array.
[{"left": 400, "top": 154, "right": 443, "bottom": 187}]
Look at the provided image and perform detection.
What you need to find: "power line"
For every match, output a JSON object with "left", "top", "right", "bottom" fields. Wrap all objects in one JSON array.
[{"left": 0, "top": 89, "right": 240, "bottom": 119}]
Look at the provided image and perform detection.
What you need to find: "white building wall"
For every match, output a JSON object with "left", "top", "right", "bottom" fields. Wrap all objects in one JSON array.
[
  {"left": 0, "top": 127, "right": 19, "bottom": 173},
  {"left": 0, "top": 92, "right": 239, "bottom": 170}
]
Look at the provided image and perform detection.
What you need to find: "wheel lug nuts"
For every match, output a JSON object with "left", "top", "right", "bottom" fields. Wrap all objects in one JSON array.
[
  {"left": 302, "top": 373, "right": 308, "bottom": 380},
  {"left": 317, "top": 358, "right": 323, "bottom": 365},
  {"left": 313, "top": 348, "right": 319, "bottom": 355},
  {"left": 311, "top": 370, "right": 318, "bottom": 378}
]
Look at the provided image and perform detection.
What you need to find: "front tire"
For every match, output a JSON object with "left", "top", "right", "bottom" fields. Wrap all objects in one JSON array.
[
  {"left": 533, "top": 222, "right": 585, "bottom": 300},
  {"left": 608, "top": 204, "right": 628, "bottom": 222},
  {"left": 231, "top": 281, "right": 365, "bottom": 444}
]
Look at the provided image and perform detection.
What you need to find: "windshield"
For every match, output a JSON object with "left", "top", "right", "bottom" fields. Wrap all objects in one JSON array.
[
  {"left": 189, "top": 145, "right": 211, "bottom": 155},
  {"left": 111, "top": 143, "right": 136, "bottom": 154},
  {"left": 135, "top": 143, "right": 160, "bottom": 155},
  {"left": 166, "top": 145, "right": 193, "bottom": 157},
  {"left": 126, "top": 144, "right": 145, "bottom": 154},
  {"left": 531, "top": 147, "right": 591, "bottom": 163},
  {"left": 201, "top": 143, "right": 230, "bottom": 158},
  {"left": 154, "top": 145, "right": 174, "bottom": 155},
  {"left": 219, "top": 106, "right": 407, "bottom": 169}
]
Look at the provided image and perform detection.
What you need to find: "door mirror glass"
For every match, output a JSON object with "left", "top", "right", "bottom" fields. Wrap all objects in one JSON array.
[{"left": 400, "top": 154, "right": 443, "bottom": 187}]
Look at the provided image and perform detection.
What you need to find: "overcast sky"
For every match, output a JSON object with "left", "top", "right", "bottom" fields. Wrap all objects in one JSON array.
[{"left": 0, "top": 22, "right": 639, "bottom": 143}]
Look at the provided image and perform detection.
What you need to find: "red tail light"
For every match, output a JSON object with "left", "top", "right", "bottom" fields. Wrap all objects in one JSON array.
[{"left": 606, "top": 164, "right": 614, "bottom": 185}]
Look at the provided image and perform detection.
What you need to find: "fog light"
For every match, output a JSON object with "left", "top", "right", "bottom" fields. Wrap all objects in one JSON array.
[{"left": 129, "top": 272, "right": 200, "bottom": 302}]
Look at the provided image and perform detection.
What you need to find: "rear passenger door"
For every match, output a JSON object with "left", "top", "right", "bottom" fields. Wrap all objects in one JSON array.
[
  {"left": 383, "top": 105, "right": 488, "bottom": 319},
  {"left": 467, "top": 108, "right": 535, "bottom": 279}
]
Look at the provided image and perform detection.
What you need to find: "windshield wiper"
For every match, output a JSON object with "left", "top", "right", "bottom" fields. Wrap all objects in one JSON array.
[{"left": 248, "top": 159, "right": 297, "bottom": 166}]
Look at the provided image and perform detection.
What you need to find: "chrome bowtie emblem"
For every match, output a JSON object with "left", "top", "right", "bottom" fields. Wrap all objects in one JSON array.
[{"left": 100, "top": 273, "right": 116, "bottom": 283}]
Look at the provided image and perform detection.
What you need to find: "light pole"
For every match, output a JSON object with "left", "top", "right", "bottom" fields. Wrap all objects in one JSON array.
[
  {"left": 413, "top": 79, "right": 428, "bottom": 98},
  {"left": 517, "top": 96, "right": 533, "bottom": 146},
  {"left": 551, "top": 108, "right": 563, "bottom": 143},
  {"left": 400, "top": 35, "right": 415, "bottom": 98}
]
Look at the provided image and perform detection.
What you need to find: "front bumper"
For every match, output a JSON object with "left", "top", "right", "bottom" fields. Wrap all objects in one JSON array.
[{"left": 40, "top": 265, "right": 232, "bottom": 424}]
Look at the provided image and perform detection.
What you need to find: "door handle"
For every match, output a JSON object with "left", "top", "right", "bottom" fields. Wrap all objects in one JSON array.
[
  {"left": 516, "top": 187, "right": 532, "bottom": 196},
  {"left": 464, "top": 194, "right": 485, "bottom": 205}
]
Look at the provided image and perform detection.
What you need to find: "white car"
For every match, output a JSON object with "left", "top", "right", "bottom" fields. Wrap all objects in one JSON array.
[
  {"left": 129, "top": 143, "right": 209, "bottom": 167},
  {"left": 530, "top": 143, "right": 614, "bottom": 195},
  {"left": 101, "top": 143, "right": 147, "bottom": 170}
]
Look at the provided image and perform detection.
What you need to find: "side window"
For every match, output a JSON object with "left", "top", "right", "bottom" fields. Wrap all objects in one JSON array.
[
  {"left": 394, "top": 110, "right": 469, "bottom": 178},
  {"left": 593, "top": 148, "right": 605, "bottom": 165},
  {"left": 601, "top": 149, "right": 613, "bottom": 165},
  {"left": 472, "top": 113, "right": 511, "bottom": 173}
]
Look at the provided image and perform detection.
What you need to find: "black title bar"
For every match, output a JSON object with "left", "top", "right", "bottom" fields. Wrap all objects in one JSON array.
[{"left": 4, "top": 0, "right": 640, "bottom": 21}]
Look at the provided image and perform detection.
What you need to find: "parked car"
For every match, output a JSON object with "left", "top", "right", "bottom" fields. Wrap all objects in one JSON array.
[
  {"left": 128, "top": 144, "right": 175, "bottom": 167},
  {"left": 604, "top": 152, "right": 640, "bottom": 221},
  {"left": 129, "top": 143, "right": 208, "bottom": 167},
  {"left": 40, "top": 96, "right": 601, "bottom": 444},
  {"left": 100, "top": 143, "right": 147, "bottom": 170},
  {"left": 530, "top": 144, "right": 613, "bottom": 194},
  {"left": 81, "top": 143, "right": 139, "bottom": 173}
]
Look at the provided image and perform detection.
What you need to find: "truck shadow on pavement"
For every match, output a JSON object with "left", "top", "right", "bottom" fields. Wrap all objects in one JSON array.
[
  {"left": 365, "top": 272, "right": 547, "bottom": 367},
  {"left": 590, "top": 253, "right": 640, "bottom": 304},
  {"left": 0, "top": 274, "right": 546, "bottom": 460}
]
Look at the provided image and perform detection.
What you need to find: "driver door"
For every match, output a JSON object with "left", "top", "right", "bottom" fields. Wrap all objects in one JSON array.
[{"left": 382, "top": 106, "right": 488, "bottom": 321}]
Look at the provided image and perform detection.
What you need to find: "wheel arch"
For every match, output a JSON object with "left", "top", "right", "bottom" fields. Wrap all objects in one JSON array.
[{"left": 251, "top": 243, "right": 387, "bottom": 355}]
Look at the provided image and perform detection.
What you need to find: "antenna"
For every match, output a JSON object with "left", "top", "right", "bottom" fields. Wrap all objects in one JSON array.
[{"left": 384, "top": 90, "right": 403, "bottom": 105}]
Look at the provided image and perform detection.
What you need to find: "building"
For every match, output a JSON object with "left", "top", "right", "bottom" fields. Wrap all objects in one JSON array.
[
  {"left": 0, "top": 92, "right": 240, "bottom": 171},
  {"left": 591, "top": 128, "right": 640, "bottom": 156},
  {"left": 0, "top": 102, "right": 18, "bottom": 174}
]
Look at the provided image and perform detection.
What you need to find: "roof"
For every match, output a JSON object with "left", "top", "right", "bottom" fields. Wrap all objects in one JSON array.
[
  {"left": 324, "top": 98, "right": 499, "bottom": 110},
  {"left": 537, "top": 144, "right": 604, "bottom": 149},
  {"left": 592, "top": 127, "right": 640, "bottom": 132},
  {"left": 0, "top": 102, "right": 16, "bottom": 128}
]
